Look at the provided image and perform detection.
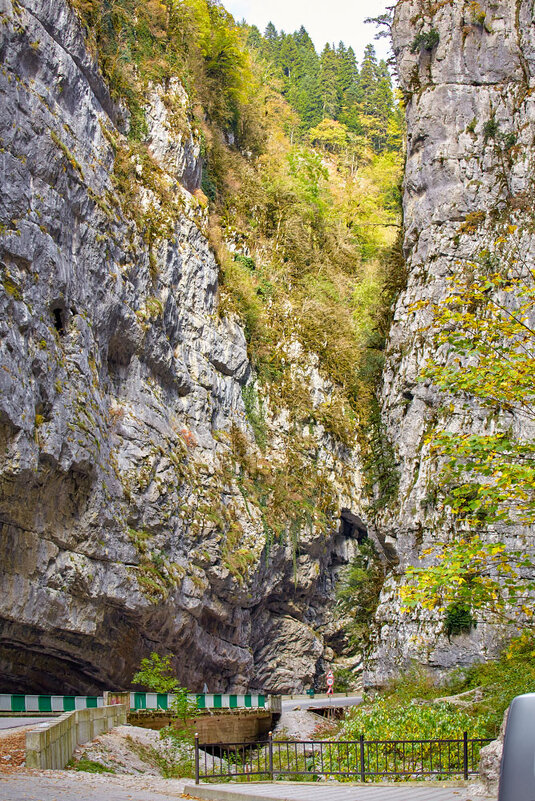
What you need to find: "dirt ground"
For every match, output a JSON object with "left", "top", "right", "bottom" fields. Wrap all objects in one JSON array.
[
  {"left": 0, "top": 770, "right": 189, "bottom": 800},
  {"left": 0, "top": 727, "right": 31, "bottom": 773}
]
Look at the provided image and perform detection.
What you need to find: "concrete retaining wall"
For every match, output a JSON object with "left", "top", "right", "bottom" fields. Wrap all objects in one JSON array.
[{"left": 25, "top": 703, "right": 127, "bottom": 769}]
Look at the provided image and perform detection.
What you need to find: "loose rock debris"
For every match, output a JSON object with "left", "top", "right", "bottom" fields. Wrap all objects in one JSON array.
[{"left": 0, "top": 728, "right": 27, "bottom": 772}]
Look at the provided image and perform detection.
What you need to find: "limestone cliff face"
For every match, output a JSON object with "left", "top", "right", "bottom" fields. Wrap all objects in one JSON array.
[
  {"left": 366, "top": 0, "right": 535, "bottom": 685},
  {"left": 0, "top": 0, "right": 364, "bottom": 693}
]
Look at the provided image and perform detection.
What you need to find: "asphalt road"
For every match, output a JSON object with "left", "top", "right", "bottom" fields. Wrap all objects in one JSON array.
[
  {"left": 0, "top": 776, "right": 495, "bottom": 801},
  {"left": 0, "top": 774, "right": 188, "bottom": 800},
  {"left": 0, "top": 718, "right": 53, "bottom": 731},
  {"left": 282, "top": 695, "right": 363, "bottom": 711}
]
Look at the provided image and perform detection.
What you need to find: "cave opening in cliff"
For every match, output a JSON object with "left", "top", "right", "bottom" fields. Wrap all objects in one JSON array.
[
  {"left": 51, "top": 306, "right": 66, "bottom": 336},
  {"left": 340, "top": 509, "right": 367, "bottom": 543}
]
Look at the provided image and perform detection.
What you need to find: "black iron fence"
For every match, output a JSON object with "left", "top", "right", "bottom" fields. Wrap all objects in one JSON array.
[{"left": 194, "top": 732, "right": 493, "bottom": 784}]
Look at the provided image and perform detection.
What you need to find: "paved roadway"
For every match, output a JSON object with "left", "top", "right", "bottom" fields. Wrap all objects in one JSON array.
[
  {"left": 0, "top": 776, "right": 495, "bottom": 801},
  {"left": 281, "top": 695, "right": 363, "bottom": 712},
  {"left": 0, "top": 718, "right": 53, "bottom": 731},
  {"left": 184, "top": 782, "right": 495, "bottom": 801},
  {"left": 0, "top": 774, "right": 189, "bottom": 800}
]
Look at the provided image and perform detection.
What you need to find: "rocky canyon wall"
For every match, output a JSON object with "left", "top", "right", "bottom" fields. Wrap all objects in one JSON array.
[
  {"left": 366, "top": 0, "right": 535, "bottom": 685},
  {"left": 0, "top": 0, "right": 365, "bottom": 693}
]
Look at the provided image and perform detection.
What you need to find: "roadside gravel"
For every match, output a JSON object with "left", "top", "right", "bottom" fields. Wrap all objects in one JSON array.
[{"left": 272, "top": 709, "right": 326, "bottom": 740}]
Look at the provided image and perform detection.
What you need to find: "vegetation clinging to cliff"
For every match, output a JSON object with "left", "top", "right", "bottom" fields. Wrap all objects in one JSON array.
[
  {"left": 402, "top": 231, "right": 535, "bottom": 630},
  {"left": 69, "top": 0, "right": 404, "bottom": 568},
  {"left": 336, "top": 540, "right": 385, "bottom": 651},
  {"left": 70, "top": 0, "right": 256, "bottom": 138},
  {"left": 70, "top": 0, "right": 402, "bottom": 415}
]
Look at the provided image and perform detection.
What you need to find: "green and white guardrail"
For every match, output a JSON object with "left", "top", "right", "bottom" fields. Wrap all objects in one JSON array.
[
  {"left": 0, "top": 694, "right": 103, "bottom": 713},
  {"left": 130, "top": 692, "right": 266, "bottom": 710},
  {"left": 1, "top": 692, "right": 267, "bottom": 713}
]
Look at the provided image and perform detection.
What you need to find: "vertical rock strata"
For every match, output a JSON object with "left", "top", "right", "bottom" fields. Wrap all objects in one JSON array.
[
  {"left": 366, "top": 0, "right": 535, "bottom": 684},
  {"left": 0, "top": 0, "right": 364, "bottom": 692}
]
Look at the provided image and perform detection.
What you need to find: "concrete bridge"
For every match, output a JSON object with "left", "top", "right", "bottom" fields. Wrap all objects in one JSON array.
[
  {"left": 0, "top": 691, "right": 282, "bottom": 746},
  {"left": 0, "top": 691, "right": 364, "bottom": 761}
]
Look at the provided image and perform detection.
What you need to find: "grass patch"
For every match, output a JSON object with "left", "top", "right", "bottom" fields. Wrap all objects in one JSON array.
[
  {"left": 126, "top": 735, "right": 195, "bottom": 779},
  {"left": 50, "top": 130, "right": 84, "bottom": 178},
  {"left": 69, "top": 756, "right": 115, "bottom": 774}
]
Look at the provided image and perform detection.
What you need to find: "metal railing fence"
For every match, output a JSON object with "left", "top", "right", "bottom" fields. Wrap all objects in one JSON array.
[{"left": 194, "top": 732, "right": 493, "bottom": 784}]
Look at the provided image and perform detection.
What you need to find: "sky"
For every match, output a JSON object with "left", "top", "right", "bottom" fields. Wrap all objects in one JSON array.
[{"left": 223, "top": 0, "right": 392, "bottom": 64}]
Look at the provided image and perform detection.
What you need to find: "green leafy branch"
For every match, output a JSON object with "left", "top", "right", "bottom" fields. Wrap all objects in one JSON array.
[{"left": 402, "top": 230, "right": 535, "bottom": 628}]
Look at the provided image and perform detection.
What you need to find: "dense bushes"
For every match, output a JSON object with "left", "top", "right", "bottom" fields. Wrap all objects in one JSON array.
[
  {"left": 343, "top": 695, "right": 490, "bottom": 741},
  {"left": 340, "top": 634, "right": 535, "bottom": 742}
]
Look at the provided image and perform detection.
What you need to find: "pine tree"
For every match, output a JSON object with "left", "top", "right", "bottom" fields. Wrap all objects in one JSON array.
[
  {"left": 246, "top": 25, "right": 262, "bottom": 51},
  {"left": 337, "top": 44, "right": 360, "bottom": 133},
  {"left": 294, "top": 75, "right": 323, "bottom": 129},
  {"left": 264, "top": 21, "right": 278, "bottom": 42},
  {"left": 294, "top": 27, "right": 320, "bottom": 85},
  {"left": 279, "top": 33, "right": 300, "bottom": 81},
  {"left": 336, "top": 42, "right": 358, "bottom": 97},
  {"left": 358, "top": 43, "right": 379, "bottom": 113},
  {"left": 294, "top": 26, "right": 317, "bottom": 57},
  {"left": 277, "top": 29, "right": 322, "bottom": 130},
  {"left": 354, "top": 44, "right": 399, "bottom": 152},
  {"left": 263, "top": 21, "right": 280, "bottom": 61},
  {"left": 370, "top": 74, "right": 394, "bottom": 151},
  {"left": 320, "top": 43, "right": 340, "bottom": 119}
]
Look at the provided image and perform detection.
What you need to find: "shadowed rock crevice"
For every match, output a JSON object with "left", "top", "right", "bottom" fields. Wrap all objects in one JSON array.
[{"left": 339, "top": 509, "right": 368, "bottom": 544}]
